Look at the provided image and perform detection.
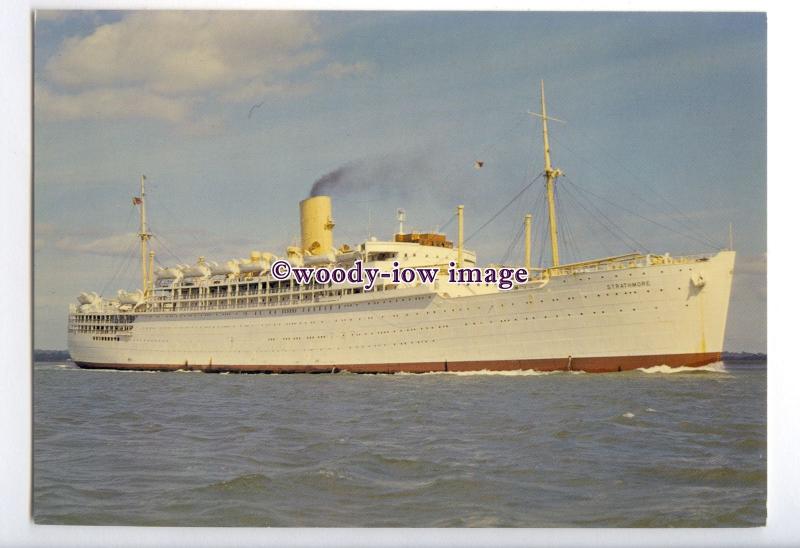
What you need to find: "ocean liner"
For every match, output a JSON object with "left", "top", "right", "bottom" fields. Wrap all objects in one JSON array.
[{"left": 67, "top": 83, "right": 735, "bottom": 373}]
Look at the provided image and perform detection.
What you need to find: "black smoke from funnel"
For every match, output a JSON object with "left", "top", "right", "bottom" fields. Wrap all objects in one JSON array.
[
  {"left": 308, "top": 153, "right": 440, "bottom": 199},
  {"left": 309, "top": 163, "right": 356, "bottom": 197}
]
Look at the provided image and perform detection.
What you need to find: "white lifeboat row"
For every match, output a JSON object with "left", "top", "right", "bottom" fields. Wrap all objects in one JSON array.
[
  {"left": 155, "top": 253, "right": 278, "bottom": 280},
  {"left": 154, "top": 248, "right": 360, "bottom": 282},
  {"left": 75, "top": 246, "right": 362, "bottom": 310}
]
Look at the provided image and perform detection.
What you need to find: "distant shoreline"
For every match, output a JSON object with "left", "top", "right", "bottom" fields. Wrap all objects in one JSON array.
[
  {"left": 32, "top": 349, "right": 767, "bottom": 363},
  {"left": 33, "top": 350, "right": 70, "bottom": 362},
  {"left": 720, "top": 352, "right": 767, "bottom": 363}
]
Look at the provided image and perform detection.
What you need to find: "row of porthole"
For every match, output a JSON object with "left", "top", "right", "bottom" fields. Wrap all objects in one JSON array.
[
  {"left": 137, "top": 299, "right": 672, "bottom": 333},
  {"left": 139, "top": 286, "right": 683, "bottom": 327},
  {"left": 151, "top": 307, "right": 675, "bottom": 341},
  {"left": 125, "top": 303, "right": 671, "bottom": 343},
  {"left": 571, "top": 266, "right": 695, "bottom": 284}
]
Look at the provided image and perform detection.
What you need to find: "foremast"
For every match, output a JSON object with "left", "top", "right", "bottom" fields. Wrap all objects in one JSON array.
[
  {"left": 535, "top": 81, "right": 563, "bottom": 267},
  {"left": 135, "top": 175, "right": 152, "bottom": 295}
]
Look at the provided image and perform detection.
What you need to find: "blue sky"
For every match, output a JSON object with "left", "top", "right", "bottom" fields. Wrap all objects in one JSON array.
[{"left": 33, "top": 11, "right": 766, "bottom": 351}]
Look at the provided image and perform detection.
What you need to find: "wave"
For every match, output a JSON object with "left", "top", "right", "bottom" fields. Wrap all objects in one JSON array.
[
  {"left": 199, "top": 473, "right": 271, "bottom": 493},
  {"left": 636, "top": 465, "right": 765, "bottom": 485},
  {"left": 637, "top": 362, "right": 728, "bottom": 374}
]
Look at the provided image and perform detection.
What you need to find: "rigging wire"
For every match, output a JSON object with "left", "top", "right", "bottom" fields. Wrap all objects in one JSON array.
[
  {"left": 566, "top": 179, "right": 648, "bottom": 251},
  {"left": 147, "top": 185, "right": 207, "bottom": 250},
  {"left": 465, "top": 172, "right": 544, "bottom": 244},
  {"left": 121, "top": 249, "right": 141, "bottom": 291},
  {"left": 558, "top": 180, "right": 644, "bottom": 253},
  {"left": 554, "top": 184, "right": 582, "bottom": 263},
  {"left": 561, "top": 125, "right": 722, "bottom": 243},
  {"left": 418, "top": 110, "right": 534, "bottom": 229},
  {"left": 561, "top": 176, "right": 714, "bottom": 250},
  {"left": 103, "top": 242, "right": 138, "bottom": 297},
  {"left": 532, "top": 184, "right": 549, "bottom": 268},
  {"left": 490, "top": 158, "right": 537, "bottom": 263},
  {"left": 439, "top": 211, "right": 457, "bottom": 233},
  {"left": 151, "top": 232, "right": 185, "bottom": 265},
  {"left": 557, "top": 183, "right": 615, "bottom": 257},
  {"left": 550, "top": 129, "right": 724, "bottom": 249},
  {"left": 98, "top": 204, "right": 139, "bottom": 296},
  {"left": 499, "top": 197, "right": 526, "bottom": 265},
  {"left": 435, "top": 112, "right": 533, "bottom": 235},
  {"left": 499, "top": 220, "right": 525, "bottom": 265},
  {"left": 515, "top": 174, "right": 541, "bottom": 265},
  {"left": 99, "top": 237, "right": 139, "bottom": 297}
]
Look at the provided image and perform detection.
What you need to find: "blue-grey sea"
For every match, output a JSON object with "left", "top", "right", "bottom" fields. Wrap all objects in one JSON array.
[{"left": 33, "top": 361, "right": 766, "bottom": 527}]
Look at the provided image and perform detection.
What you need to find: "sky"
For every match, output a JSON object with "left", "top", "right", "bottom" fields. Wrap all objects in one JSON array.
[{"left": 32, "top": 11, "right": 767, "bottom": 351}]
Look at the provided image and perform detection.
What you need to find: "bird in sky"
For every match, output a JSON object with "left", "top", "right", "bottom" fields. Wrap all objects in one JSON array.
[{"left": 248, "top": 101, "right": 265, "bottom": 119}]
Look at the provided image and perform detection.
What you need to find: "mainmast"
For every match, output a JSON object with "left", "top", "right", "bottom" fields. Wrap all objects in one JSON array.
[
  {"left": 136, "top": 175, "right": 152, "bottom": 294},
  {"left": 539, "top": 80, "right": 563, "bottom": 267}
]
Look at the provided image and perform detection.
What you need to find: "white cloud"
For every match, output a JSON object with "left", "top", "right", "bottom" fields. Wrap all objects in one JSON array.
[
  {"left": 37, "top": 11, "right": 376, "bottom": 126},
  {"left": 220, "top": 79, "right": 316, "bottom": 104},
  {"left": 55, "top": 232, "right": 139, "bottom": 256},
  {"left": 35, "top": 84, "right": 191, "bottom": 123},
  {"left": 44, "top": 11, "right": 321, "bottom": 96}
]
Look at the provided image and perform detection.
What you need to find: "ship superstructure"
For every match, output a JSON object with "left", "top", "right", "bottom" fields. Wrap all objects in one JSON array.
[{"left": 67, "top": 83, "right": 735, "bottom": 373}]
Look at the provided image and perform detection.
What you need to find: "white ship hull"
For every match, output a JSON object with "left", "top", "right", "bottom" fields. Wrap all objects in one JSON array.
[{"left": 68, "top": 251, "right": 734, "bottom": 373}]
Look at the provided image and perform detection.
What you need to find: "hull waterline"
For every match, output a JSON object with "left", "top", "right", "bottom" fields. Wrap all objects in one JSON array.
[{"left": 74, "top": 352, "right": 721, "bottom": 374}]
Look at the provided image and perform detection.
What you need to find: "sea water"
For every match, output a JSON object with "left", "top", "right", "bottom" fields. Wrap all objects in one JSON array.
[{"left": 32, "top": 361, "right": 766, "bottom": 527}]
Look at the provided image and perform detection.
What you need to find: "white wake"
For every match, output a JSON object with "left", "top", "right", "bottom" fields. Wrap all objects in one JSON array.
[{"left": 636, "top": 361, "right": 728, "bottom": 374}]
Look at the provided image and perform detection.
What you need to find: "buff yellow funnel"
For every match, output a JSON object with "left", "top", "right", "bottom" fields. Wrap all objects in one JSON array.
[{"left": 300, "top": 196, "right": 335, "bottom": 255}]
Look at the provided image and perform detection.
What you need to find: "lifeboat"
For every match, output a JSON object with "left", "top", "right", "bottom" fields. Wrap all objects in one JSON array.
[
  {"left": 304, "top": 251, "right": 337, "bottom": 266},
  {"left": 183, "top": 262, "right": 211, "bottom": 278},
  {"left": 336, "top": 250, "right": 362, "bottom": 264},
  {"left": 155, "top": 266, "right": 183, "bottom": 280},
  {"left": 77, "top": 291, "right": 100, "bottom": 305},
  {"left": 208, "top": 260, "right": 240, "bottom": 276},
  {"left": 239, "top": 259, "right": 268, "bottom": 274},
  {"left": 117, "top": 289, "right": 144, "bottom": 306}
]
